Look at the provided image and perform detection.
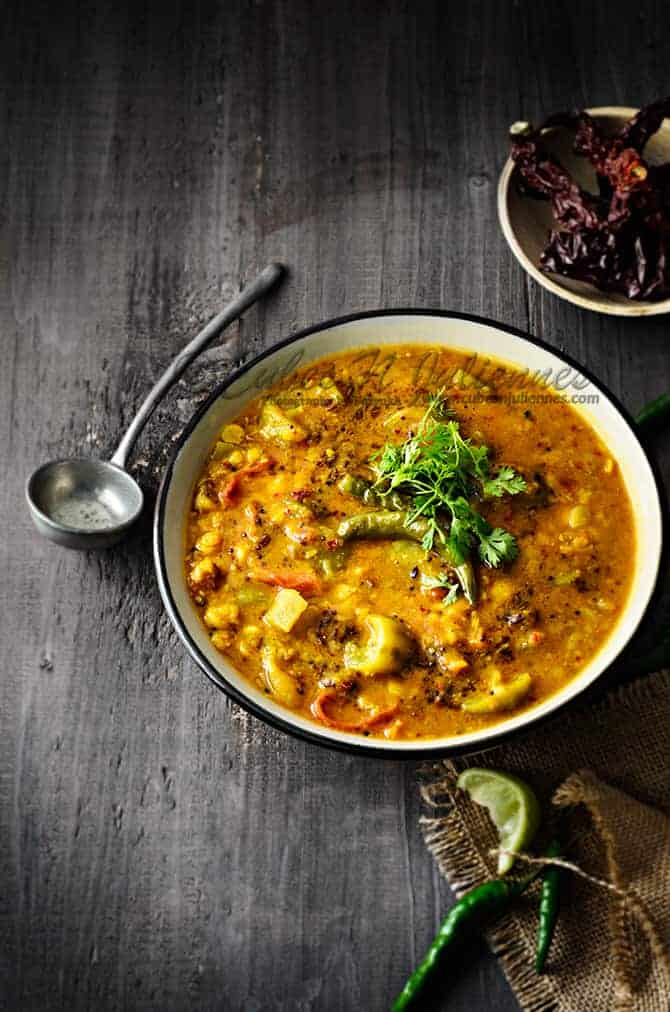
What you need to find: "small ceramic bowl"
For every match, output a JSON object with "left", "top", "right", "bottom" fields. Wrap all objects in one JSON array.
[
  {"left": 154, "top": 311, "right": 662, "bottom": 758},
  {"left": 498, "top": 106, "right": 670, "bottom": 316}
]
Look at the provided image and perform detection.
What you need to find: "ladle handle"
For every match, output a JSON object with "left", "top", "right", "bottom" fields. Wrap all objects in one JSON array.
[{"left": 110, "top": 262, "right": 285, "bottom": 469}]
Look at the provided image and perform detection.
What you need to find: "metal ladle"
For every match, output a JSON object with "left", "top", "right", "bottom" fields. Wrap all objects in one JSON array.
[{"left": 26, "top": 263, "right": 284, "bottom": 549}]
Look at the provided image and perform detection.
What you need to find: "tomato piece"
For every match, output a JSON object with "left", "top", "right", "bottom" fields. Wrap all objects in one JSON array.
[
  {"left": 251, "top": 568, "right": 322, "bottom": 597},
  {"left": 218, "top": 458, "right": 275, "bottom": 507},
  {"left": 310, "top": 689, "right": 399, "bottom": 732}
]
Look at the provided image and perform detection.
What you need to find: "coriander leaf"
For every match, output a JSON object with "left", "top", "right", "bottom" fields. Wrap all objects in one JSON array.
[
  {"left": 446, "top": 516, "right": 470, "bottom": 564},
  {"left": 421, "top": 571, "right": 454, "bottom": 588},
  {"left": 421, "top": 571, "right": 460, "bottom": 604},
  {"left": 482, "top": 466, "right": 527, "bottom": 498},
  {"left": 420, "top": 518, "right": 439, "bottom": 552},
  {"left": 462, "top": 441, "right": 490, "bottom": 481},
  {"left": 478, "top": 528, "right": 519, "bottom": 568},
  {"left": 425, "top": 388, "right": 451, "bottom": 423}
]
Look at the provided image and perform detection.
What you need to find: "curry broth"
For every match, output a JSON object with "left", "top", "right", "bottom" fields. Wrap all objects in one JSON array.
[{"left": 184, "top": 345, "right": 635, "bottom": 740}]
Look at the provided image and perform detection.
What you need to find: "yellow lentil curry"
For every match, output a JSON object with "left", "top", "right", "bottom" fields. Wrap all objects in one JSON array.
[{"left": 185, "top": 345, "right": 634, "bottom": 740}]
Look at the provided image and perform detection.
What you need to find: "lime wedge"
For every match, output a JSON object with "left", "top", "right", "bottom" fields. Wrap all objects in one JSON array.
[{"left": 456, "top": 767, "right": 541, "bottom": 875}]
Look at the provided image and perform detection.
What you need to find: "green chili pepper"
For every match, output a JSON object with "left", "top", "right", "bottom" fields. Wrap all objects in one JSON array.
[
  {"left": 338, "top": 473, "right": 408, "bottom": 510},
  {"left": 337, "top": 491, "right": 477, "bottom": 604},
  {"left": 338, "top": 509, "right": 429, "bottom": 543},
  {"left": 449, "top": 555, "right": 477, "bottom": 606},
  {"left": 338, "top": 473, "right": 367, "bottom": 499},
  {"left": 635, "top": 391, "right": 670, "bottom": 433},
  {"left": 535, "top": 838, "right": 562, "bottom": 973},
  {"left": 392, "top": 872, "right": 536, "bottom": 1011}
]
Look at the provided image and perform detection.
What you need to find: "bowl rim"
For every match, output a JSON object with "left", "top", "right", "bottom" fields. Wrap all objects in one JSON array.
[
  {"left": 154, "top": 307, "right": 663, "bottom": 758},
  {"left": 498, "top": 105, "right": 670, "bottom": 317}
]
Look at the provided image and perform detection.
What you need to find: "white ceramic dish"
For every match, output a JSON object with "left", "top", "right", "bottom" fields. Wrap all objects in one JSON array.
[
  {"left": 154, "top": 311, "right": 662, "bottom": 757},
  {"left": 498, "top": 106, "right": 670, "bottom": 317}
]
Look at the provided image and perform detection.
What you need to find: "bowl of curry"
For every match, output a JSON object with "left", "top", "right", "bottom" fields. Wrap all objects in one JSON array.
[{"left": 154, "top": 311, "right": 662, "bottom": 756}]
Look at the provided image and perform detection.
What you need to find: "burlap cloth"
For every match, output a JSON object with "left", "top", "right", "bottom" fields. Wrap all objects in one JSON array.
[{"left": 420, "top": 671, "right": 670, "bottom": 1012}]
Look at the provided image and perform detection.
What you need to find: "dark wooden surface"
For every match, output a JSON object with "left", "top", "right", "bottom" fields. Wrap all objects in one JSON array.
[{"left": 2, "top": 2, "right": 670, "bottom": 1010}]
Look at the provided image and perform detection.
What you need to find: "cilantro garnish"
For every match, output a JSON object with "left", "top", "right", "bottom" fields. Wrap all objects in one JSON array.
[
  {"left": 371, "top": 390, "right": 525, "bottom": 568},
  {"left": 421, "top": 571, "right": 461, "bottom": 604},
  {"left": 482, "top": 466, "right": 528, "bottom": 498}
]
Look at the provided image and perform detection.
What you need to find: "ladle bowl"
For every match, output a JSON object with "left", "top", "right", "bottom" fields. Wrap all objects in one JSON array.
[
  {"left": 27, "top": 459, "right": 144, "bottom": 549},
  {"left": 25, "top": 263, "right": 284, "bottom": 549}
]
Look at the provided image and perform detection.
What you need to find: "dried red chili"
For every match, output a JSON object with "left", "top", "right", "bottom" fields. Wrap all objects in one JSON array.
[{"left": 510, "top": 98, "right": 670, "bottom": 300}]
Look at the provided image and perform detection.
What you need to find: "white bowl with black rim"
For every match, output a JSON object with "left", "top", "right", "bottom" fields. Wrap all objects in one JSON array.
[{"left": 154, "top": 311, "right": 662, "bottom": 757}]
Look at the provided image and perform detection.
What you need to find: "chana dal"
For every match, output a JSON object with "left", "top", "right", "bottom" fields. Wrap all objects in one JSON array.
[{"left": 185, "top": 345, "right": 634, "bottom": 740}]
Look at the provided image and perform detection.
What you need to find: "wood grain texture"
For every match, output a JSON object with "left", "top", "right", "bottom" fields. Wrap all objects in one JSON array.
[{"left": 1, "top": 1, "right": 669, "bottom": 1010}]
